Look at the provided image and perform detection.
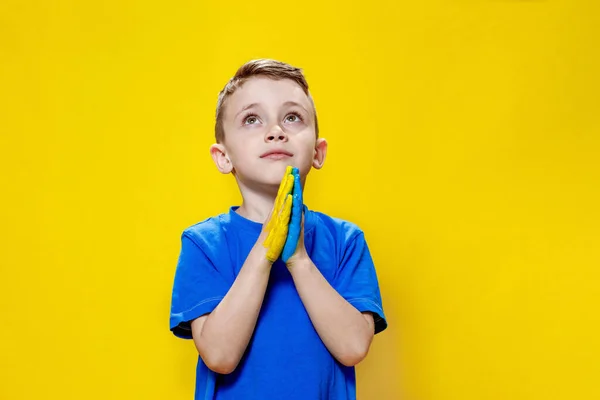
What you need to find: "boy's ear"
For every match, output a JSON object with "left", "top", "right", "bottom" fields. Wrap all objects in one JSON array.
[
  {"left": 312, "top": 138, "right": 328, "bottom": 170},
  {"left": 210, "top": 143, "right": 234, "bottom": 174}
]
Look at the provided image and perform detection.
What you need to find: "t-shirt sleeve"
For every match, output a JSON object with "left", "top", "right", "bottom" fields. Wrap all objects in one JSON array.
[
  {"left": 169, "top": 232, "right": 230, "bottom": 339},
  {"left": 334, "top": 232, "right": 388, "bottom": 334}
]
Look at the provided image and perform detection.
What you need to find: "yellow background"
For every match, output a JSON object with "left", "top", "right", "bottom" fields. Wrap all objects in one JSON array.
[{"left": 1, "top": 1, "right": 598, "bottom": 399}]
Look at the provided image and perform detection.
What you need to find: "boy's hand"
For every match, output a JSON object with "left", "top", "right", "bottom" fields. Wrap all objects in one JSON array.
[
  {"left": 282, "top": 169, "right": 304, "bottom": 264},
  {"left": 262, "top": 166, "right": 295, "bottom": 263}
]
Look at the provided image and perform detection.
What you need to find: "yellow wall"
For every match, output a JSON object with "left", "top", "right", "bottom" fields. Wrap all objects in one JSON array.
[{"left": 1, "top": 1, "right": 598, "bottom": 399}]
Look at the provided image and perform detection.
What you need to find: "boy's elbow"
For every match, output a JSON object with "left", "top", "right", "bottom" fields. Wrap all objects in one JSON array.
[
  {"left": 204, "top": 356, "right": 238, "bottom": 375},
  {"left": 337, "top": 342, "right": 370, "bottom": 367},
  {"left": 197, "top": 345, "right": 239, "bottom": 375},
  {"left": 338, "top": 327, "right": 375, "bottom": 367},
  {"left": 338, "top": 352, "right": 366, "bottom": 368},
  {"left": 191, "top": 317, "right": 238, "bottom": 374}
]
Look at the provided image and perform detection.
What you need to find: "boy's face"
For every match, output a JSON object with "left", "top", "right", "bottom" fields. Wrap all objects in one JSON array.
[{"left": 214, "top": 76, "right": 326, "bottom": 190}]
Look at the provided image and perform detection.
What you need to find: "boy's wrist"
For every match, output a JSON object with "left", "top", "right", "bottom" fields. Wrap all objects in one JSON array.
[
  {"left": 285, "top": 252, "right": 312, "bottom": 271},
  {"left": 251, "top": 241, "right": 274, "bottom": 268}
]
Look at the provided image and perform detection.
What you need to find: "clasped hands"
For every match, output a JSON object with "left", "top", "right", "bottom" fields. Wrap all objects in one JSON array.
[{"left": 262, "top": 166, "right": 305, "bottom": 264}]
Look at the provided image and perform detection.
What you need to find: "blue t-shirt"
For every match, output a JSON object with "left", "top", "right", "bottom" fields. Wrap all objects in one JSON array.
[{"left": 169, "top": 205, "right": 387, "bottom": 400}]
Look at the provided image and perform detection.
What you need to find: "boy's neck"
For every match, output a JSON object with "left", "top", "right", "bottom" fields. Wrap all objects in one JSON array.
[{"left": 235, "top": 188, "right": 277, "bottom": 224}]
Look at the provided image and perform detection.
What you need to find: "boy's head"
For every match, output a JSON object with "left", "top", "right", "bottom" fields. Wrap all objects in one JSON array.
[
  {"left": 210, "top": 59, "right": 327, "bottom": 192},
  {"left": 214, "top": 59, "right": 319, "bottom": 144}
]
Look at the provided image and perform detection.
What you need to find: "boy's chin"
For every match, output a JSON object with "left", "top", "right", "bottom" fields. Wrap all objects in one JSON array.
[
  {"left": 240, "top": 164, "right": 302, "bottom": 192},
  {"left": 265, "top": 163, "right": 296, "bottom": 178},
  {"left": 256, "top": 167, "right": 295, "bottom": 190}
]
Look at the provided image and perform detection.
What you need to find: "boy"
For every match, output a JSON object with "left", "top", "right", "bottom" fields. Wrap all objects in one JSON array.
[{"left": 169, "top": 59, "right": 387, "bottom": 399}]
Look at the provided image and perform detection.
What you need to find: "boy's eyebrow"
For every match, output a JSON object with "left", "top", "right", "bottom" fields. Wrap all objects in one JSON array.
[
  {"left": 235, "top": 103, "right": 260, "bottom": 119},
  {"left": 282, "top": 101, "right": 310, "bottom": 114},
  {"left": 234, "top": 101, "right": 310, "bottom": 119}
]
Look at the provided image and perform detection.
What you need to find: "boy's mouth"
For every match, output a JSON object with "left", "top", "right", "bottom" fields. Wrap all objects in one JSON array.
[
  {"left": 262, "top": 154, "right": 292, "bottom": 160},
  {"left": 260, "top": 150, "right": 293, "bottom": 160}
]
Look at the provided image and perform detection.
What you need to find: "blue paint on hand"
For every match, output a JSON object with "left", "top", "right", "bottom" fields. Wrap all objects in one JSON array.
[{"left": 282, "top": 168, "right": 303, "bottom": 262}]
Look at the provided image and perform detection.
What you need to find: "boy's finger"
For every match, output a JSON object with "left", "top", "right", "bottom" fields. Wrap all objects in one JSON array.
[
  {"left": 291, "top": 168, "right": 303, "bottom": 229},
  {"left": 278, "top": 166, "right": 293, "bottom": 199},
  {"left": 267, "top": 166, "right": 293, "bottom": 231},
  {"left": 282, "top": 191, "right": 303, "bottom": 262},
  {"left": 275, "top": 174, "right": 294, "bottom": 215},
  {"left": 292, "top": 168, "right": 302, "bottom": 204},
  {"left": 280, "top": 193, "right": 293, "bottom": 223},
  {"left": 276, "top": 166, "right": 293, "bottom": 197},
  {"left": 265, "top": 194, "right": 293, "bottom": 262},
  {"left": 274, "top": 168, "right": 294, "bottom": 210}
]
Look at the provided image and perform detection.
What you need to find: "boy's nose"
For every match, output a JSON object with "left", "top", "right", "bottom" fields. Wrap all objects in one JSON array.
[{"left": 265, "top": 124, "right": 288, "bottom": 142}]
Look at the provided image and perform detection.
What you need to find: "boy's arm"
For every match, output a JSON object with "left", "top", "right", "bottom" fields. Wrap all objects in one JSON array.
[
  {"left": 191, "top": 239, "right": 271, "bottom": 374},
  {"left": 191, "top": 168, "right": 295, "bottom": 374},
  {"left": 288, "top": 257, "right": 376, "bottom": 367},
  {"left": 283, "top": 175, "right": 379, "bottom": 367}
]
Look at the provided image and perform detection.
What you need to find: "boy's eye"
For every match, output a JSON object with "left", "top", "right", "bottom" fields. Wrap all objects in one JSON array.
[
  {"left": 244, "top": 115, "right": 259, "bottom": 125},
  {"left": 285, "top": 113, "right": 302, "bottom": 123}
]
